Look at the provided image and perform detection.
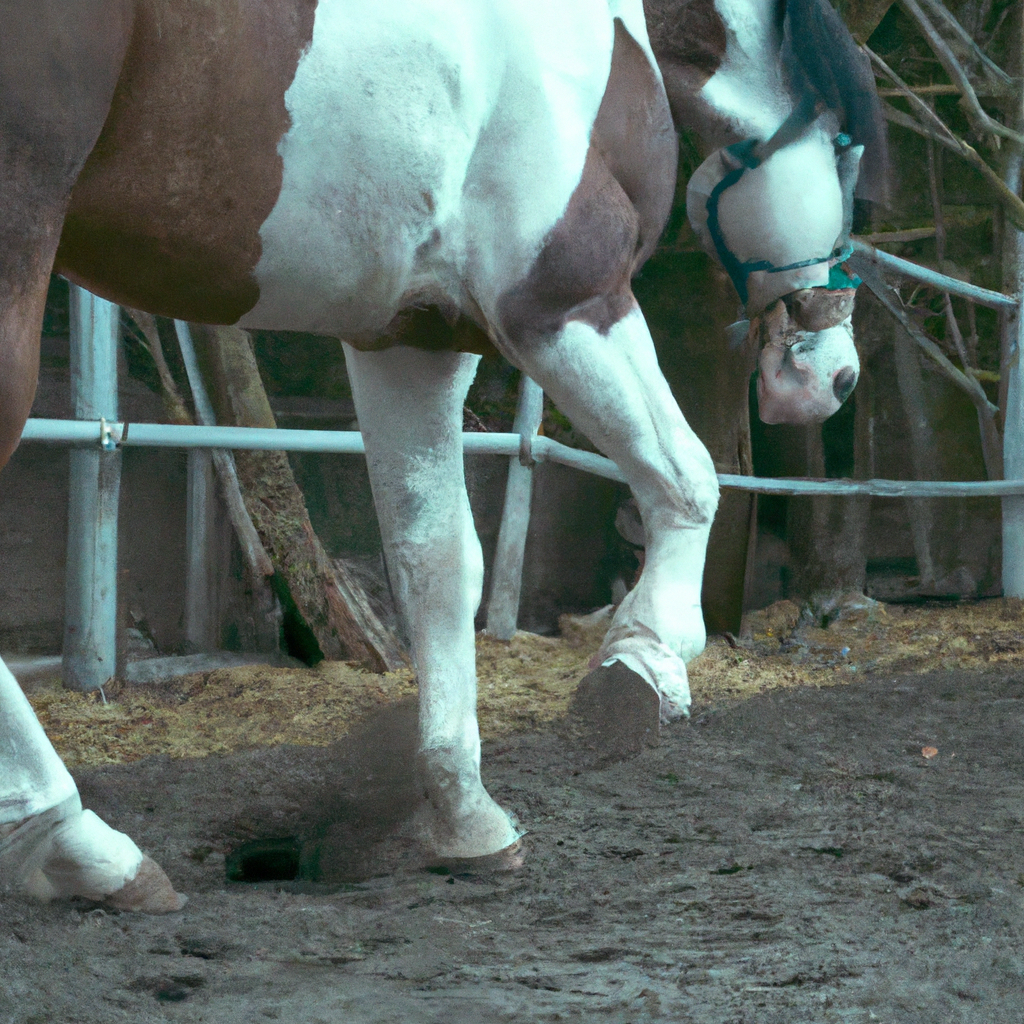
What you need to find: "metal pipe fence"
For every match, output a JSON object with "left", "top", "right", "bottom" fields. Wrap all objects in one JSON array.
[
  {"left": 21, "top": 416, "right": 1024, "bottom": 496},
  {"left": 13, "top": 242, "right": 1024, "bottom": 688}
]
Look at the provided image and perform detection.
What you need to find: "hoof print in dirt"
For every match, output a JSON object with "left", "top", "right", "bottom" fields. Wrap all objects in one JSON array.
[
  {"left": 131, "top": 974, "right": 206, "bottom": 1003},
  {"left": 568, "top": 661, "right": 660, "bottom": 763},
  {"left": 225, "top": 837, "right": 302, "bottom": 883}
]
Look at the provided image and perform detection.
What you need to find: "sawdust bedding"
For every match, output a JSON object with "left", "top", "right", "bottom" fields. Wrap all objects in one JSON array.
[{"left": 26, "top": 596, "right": 1024, "bottom": 769}]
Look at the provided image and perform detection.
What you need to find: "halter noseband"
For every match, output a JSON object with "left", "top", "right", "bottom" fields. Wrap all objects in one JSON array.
[{"left": 705, "top": 95, "right": 860, "bottom": 308}]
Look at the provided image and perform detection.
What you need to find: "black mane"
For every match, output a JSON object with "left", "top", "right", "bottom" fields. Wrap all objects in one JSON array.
[{"left": 784, "top": 0, "right": 890, "bottom": 203}]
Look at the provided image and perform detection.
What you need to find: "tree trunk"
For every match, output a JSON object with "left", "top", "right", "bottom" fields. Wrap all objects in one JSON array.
[{"left": 189, "top": 325, "right": 406, "bottom": 672}]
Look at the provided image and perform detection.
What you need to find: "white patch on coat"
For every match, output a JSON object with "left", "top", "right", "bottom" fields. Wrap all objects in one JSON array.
[
  {"left": 0, "top": 656, "right": 77, "bottom": 823},
  {"left": 686, "top": 124, "right": 846, "bottom": 313},
  {"left": 241, "top": 0, "right": 658, "bottom": 338},
  {"left": 689, "top": 0, "right": 792, "bottom": 144},
  {"left": 757, "top": 315, "right": 858, "bottom": 423}
]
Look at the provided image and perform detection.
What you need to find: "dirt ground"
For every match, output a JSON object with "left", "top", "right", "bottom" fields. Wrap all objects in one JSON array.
[{"left": 3, "top": 599, "right": 1024, "bottom": 1023}]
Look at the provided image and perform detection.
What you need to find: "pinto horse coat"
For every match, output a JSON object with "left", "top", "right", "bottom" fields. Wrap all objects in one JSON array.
[{"left": 0, "top": 0, "right": 884, "bottom": 907}]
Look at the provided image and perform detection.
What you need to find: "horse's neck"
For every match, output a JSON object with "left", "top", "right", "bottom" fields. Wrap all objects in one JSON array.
[{"left": 649, "top": 0, "right": 795, "bottom": 148}]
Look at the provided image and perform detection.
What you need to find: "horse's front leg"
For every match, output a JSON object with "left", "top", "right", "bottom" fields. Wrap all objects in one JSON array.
[
  {"left": 344, "top": 343, "right": 521, "bottom": 861},
  {"left": 500, "top": 303, "right": 719, "bottom": 743}
]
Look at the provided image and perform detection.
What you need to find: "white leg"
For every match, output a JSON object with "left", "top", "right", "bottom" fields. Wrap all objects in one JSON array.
[
  {"left": 344, "top": 343, "right": 521, "bottom": 859},
  {"left": 499, "top": 304, "right": 719, "bottom": 722},
  {"left": 0, "top": 657, "right": 184, "bottom": 910}
]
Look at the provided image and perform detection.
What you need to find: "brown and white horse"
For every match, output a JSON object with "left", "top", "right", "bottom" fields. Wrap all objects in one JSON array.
[{"left": 0, "top": 0, "right": 884, "bottom": 909}]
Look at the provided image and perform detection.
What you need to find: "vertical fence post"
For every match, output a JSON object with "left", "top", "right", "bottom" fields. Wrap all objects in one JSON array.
[
  {"left": 1001, "top": 49, "right": 1024, "bottom": 599},
  {"left": 185, "top": 449, "right": 218, "bottom": 650},
  {"left": 1003, "top": 291, "right": 1024, "bottom": 597},
  {"left": 176, "top": 321, "right": 222, "bottom": 651},
  {"left": 485, "top": 375, "right": 544, "bottom": 639},
  {"left": 63, "top": 288, "right": 121, "bottom": 691}
]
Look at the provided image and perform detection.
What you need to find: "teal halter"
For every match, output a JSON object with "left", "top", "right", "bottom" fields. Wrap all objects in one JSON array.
[{"left": 704, "top": 121, "right": 861, "bottom": 307}]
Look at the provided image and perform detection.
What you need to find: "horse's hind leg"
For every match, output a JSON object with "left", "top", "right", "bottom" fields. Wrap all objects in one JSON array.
[
  {"left": 0, "top": 7, "right": 184, "bottom": 910},
  {"left": 0, "top": 281, "right": 184, "bottom": 911},
  {"left": 344, "top": 343, "right": 522, "bottom": 862}
]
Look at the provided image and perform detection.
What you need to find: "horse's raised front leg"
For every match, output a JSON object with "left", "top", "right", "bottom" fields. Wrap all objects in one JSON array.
[
  {"left": 344, "top": 343, "right": 521, "bottom": 861},
  {"left": 500, "top": 303, "right": 719, "bottom": 745}
]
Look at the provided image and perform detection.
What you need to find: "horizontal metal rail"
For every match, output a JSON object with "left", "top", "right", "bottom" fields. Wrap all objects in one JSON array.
[
  {"left": 851, "top": 240, "right": 1017, "bottom": 309},
  {"left": 21, "top": 417, "right": 1024, "bottom": 497}
]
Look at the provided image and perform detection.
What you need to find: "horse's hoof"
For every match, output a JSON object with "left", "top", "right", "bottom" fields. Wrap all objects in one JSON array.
[
  {"left": 568, "top": 660, "right": 660, "bottom": 763},
  {"left": 426, "top": 837, "right": 525, "bottom": 876},
  {"left": 103, "top": 856, "right": 187, "bottom": 914}
]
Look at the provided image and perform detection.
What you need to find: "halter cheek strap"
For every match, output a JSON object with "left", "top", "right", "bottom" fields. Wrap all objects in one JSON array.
[{"left": 704, "top": 129, "right": 861, "bottom": 308}]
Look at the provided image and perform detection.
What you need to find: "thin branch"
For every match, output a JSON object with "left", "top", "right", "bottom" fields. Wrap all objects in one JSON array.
[
  {"left": 981, "top": 3, "right": 1015, "bottom": 56},
  {"left": 899, "top": 0, "right": 1024, "bottom": 146},
  {"left": 917, "top": 0, "right": 1014, "bottom": 92},
  {"left": 943, "top": 293, "right": 971, "bottom": 368},
  {"left": 926, "top": 111, "right": 946, "bottom": 261},
  {"left": 123, "top": 308, "right": 191, "bottom": 425},
  {"left": 861, "top": 261, "right": 1004, "bottom": 479},
  {"left": 870, "top": 48, "right": 964, "bottom": 142},
  {"left": 966, "top": 299, "right": 979, "bottom": 366},
  {"left": 869, "top": 47, "right": 1024, "bottom": 231},
  {"left": 879, "top": 83, "right": 1006, "bottom": 97},
  {"left": 861, "top": 226, "right": 939, "bottom": 243},
  {"left": 881, "top": 99, "right": 955, "bottom": 147},
  {"left": 857, "top": 258, "right": 999, "bottom": 415}
]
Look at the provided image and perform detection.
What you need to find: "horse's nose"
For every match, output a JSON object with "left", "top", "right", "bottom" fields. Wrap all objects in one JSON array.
[{"left": 833, "top": 366, "right": 857, "bottom": 404}]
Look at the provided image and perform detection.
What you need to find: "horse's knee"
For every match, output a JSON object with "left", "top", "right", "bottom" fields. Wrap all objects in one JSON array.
[
  {"left": 643, "top": 435, "right": 719, "bottom": 535},
  {"left": 685, "top": 446, "right": 720, "bottom": 524}
]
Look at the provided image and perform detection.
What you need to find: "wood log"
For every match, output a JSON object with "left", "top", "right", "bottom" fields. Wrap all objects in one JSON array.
[{"left": 187, "top": 325, "right": 406, "bottom": 672}]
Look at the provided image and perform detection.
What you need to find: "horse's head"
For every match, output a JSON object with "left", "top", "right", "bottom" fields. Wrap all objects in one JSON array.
[{"left": 687, "top": 116, "right": 865, "bottom": 424}]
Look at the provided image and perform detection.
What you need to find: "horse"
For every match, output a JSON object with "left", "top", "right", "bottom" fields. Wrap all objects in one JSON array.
[{"left": 0, "top": 0, "right": 886, "bottom": 911}]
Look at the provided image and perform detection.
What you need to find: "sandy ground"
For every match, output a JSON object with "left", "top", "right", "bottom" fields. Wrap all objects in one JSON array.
[{"left": 2, "top": 598, "right": 1024, "bottom": 1023}]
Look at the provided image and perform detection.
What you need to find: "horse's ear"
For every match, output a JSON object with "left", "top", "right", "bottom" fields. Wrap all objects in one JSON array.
[{"left": 783, "top": 0, "right": 890, "bottom": 205}]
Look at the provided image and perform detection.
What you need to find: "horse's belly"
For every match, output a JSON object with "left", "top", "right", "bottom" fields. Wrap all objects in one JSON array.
[
  {"left": 238, "top": 1, "right": 492, "bottom": 338},
  {"left": 57, "top": 0, "right": 619, "bottom": 336},
  {"left": 243, "top": 0, "right": 616, "bottom": 339}
]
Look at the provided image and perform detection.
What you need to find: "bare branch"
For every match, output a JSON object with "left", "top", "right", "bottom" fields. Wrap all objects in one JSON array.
[
  {"left": 861, "top": 226, "right": 939, "bottom": 243},
  {"left": 860, "top": 261, "right": 1004, "bottom": 478},
  {"left": 869, "top": 47, "right": 1024, "bottom": 231},
  {"left": 917, "top": 0, "right": 1013, "bottom": 93},
  {"left": 879, "top": 83, "right": 1004, "bottom": 97},
  {"left": 966, "top": 300, "right": 979, "bottom": 366},
  {"left": 926, "top": 113, "right": 946, "bottom": 261},
  {"left": 899, "top": 0, "right": 1024, "bottom": 146},
  {"left": 880, "top": 99, "right": 952, "bottom": 147},
  {"left": 869, "top": 48, "right": 961, "bottom": 142},
  {"left": 123, "top": 308, "right": 192, "bottom": 425},
  {"left": 943, "top": 294, "right": 971, "bottom": 367},
  {"left": 857, "top": 258, "right": 998, "bottom": 414}
]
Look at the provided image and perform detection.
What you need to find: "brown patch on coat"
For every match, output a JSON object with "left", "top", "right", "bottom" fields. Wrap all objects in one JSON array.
[
  {"left": 497, "top": 19, "right": 676, "bottom": 344},
  {"left": 56, "top": 0, "right": 318, "bottom": 325},
  {"left": 784, "top": 287, "right": 856, "bottom": 332},
  {"left": 644, "top": 0, "right": 727, "bottom": 118},
  {"left": 0, "top": 0, "right": 134, "bottom": 469},
  {"left": 380, "top": 305, "right": 497, "bottom": 358}
]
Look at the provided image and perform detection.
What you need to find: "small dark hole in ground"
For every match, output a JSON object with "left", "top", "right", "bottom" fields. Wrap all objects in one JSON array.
[{"left": 225, "top": 837, "right": 302, "bottom": 882}]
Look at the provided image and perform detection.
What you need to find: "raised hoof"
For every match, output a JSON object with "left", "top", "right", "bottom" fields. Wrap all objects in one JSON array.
[
  {"left": 568, "top": 661, "right": 660, "bottom": 763},
  {"left": 103, "top": 856, "right": 187, "bottom": 914},
  {"left": 426, "top": 837, "right": 525, "bottom": 877}
]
